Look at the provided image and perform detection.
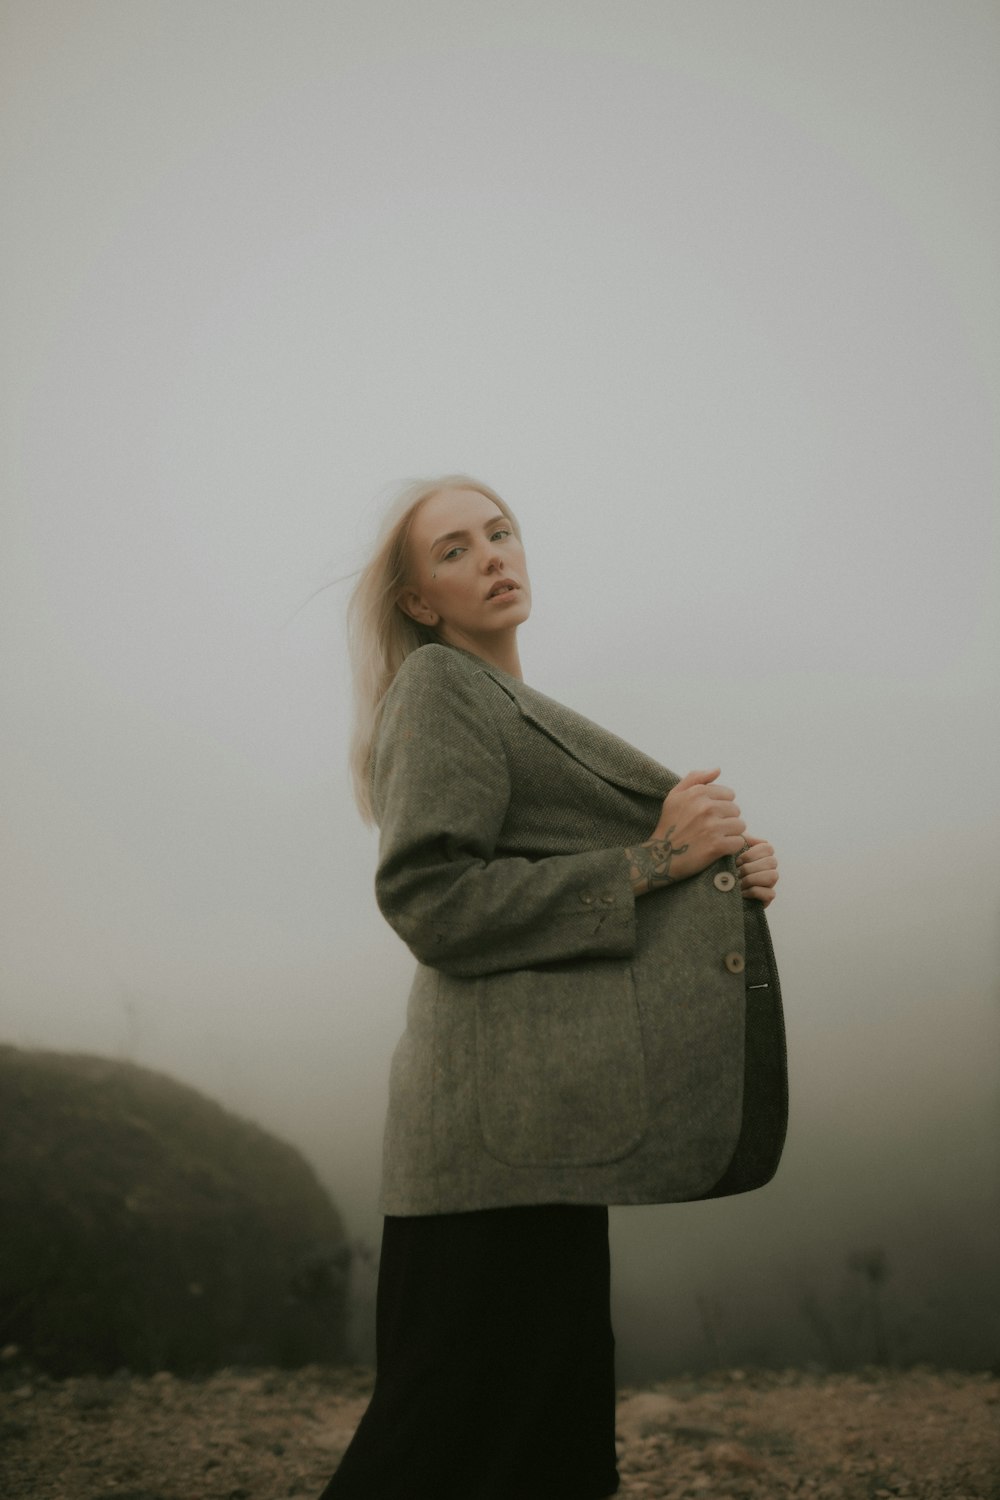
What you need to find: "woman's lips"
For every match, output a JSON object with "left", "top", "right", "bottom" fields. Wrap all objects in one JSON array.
[{"left": 486, "top": 582, "right": 519, "bottom": 601}]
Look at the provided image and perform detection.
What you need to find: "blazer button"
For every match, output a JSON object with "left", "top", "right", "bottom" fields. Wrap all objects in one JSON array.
[
  {"left": 724, "top": 951, "right": 745, "bottom": 974},
  {"left": 580, "top": 892, "right": 595, "bottom": 905},
  {"left": 599, "top": 894, "right": 615, "bottom": 906},
  {"left": 714, "top": 871, "right": 736, "bottom": 892}
]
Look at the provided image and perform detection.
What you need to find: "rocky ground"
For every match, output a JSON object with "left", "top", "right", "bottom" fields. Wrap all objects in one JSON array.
[{"left": 0, "top": 1362, "right": 997, "bottom": 1499}]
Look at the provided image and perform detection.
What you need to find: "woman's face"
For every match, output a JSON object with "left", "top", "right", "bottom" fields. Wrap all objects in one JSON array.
[{"left": 399, "top": 487, "right": 532, "bottom": 650}]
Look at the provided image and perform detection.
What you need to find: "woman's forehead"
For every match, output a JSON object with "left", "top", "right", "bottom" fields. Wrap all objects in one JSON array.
[{"left": 412, "top": 487, "right": 501, "bottom": 538}]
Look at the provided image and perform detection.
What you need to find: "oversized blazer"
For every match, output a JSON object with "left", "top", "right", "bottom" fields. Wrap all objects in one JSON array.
[{"left": 370, "top": 642, "right": 787, "bottom": 1216}]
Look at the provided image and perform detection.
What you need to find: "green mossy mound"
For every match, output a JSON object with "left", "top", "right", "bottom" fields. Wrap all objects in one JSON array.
[{"left": 0, "top": 1045, "right": 350, "bottom": 1376}]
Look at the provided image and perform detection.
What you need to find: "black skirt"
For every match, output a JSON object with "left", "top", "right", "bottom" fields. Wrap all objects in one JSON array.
[{"left": 317, "top": 1203, "right": 619, "bottom": 1500}]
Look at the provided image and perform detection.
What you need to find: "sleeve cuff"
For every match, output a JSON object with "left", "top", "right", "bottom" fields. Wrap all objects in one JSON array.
[{"left": 565, "top": 846, "right": 638, "bottom": 958}]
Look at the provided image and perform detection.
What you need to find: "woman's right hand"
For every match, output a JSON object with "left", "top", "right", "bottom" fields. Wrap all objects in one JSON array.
[{"left": 625, "top": 768, "right": 746, "bottom": 894}]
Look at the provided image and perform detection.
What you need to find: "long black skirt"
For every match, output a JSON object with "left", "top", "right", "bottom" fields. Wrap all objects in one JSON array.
[{"left": 317, "top": 1203, "right": 619, "bottom": 1500}]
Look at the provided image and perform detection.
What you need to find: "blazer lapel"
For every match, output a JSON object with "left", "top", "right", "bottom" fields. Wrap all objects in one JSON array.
[{"left": 472, "top": 658, "right": 678, "bottom": 799}]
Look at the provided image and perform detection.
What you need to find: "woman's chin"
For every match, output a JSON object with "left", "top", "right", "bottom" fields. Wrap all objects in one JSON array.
[{"left": 488, "top": 596, "right": 531, "bottom": 627}]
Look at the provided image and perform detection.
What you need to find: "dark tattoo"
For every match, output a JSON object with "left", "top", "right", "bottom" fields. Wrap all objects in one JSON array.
[{"left": 624, "top": 826, "right": 689, "bottom": 894}]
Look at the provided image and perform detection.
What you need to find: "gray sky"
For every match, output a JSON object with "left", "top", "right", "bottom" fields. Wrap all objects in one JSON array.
[{"left": 3, "top": 1, "right": 998, "bottom": 1373}]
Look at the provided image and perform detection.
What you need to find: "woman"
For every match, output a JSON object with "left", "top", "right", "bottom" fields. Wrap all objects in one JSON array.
[{"left": 318, "top": 474, "right": 786, "bottom": 1500}]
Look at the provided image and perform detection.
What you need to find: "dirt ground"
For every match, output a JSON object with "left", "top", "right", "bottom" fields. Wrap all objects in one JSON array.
[{"left": 1, "top": 1362, "right": 997, "bottom": 1500}]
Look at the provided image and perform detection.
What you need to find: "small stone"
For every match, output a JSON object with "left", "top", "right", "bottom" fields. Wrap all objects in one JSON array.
[
  {"left": 72, "top": 1379, "right": 114, "bottom": 1411},
  {"left": 709, "top": 1440, "right": 768, "bottom": 1473},
  {"left": 616, "top": 1390, "right": 684, "bottom": 1438}
]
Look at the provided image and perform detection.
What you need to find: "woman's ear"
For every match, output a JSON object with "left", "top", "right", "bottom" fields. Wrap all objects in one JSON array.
[{"left": 398, "top": 589, "right": 439, "bottom": 627}]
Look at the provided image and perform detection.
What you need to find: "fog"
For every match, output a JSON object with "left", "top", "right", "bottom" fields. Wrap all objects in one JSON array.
[{"left": 2, "top": 1, "right": 998, "bottom": 1378}]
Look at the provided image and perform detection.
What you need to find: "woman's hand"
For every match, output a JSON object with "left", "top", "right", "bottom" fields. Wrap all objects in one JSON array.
[
  {"left": 626, "top": 768, "right": 747, "bottom": 894},
  {"left": 737, "top": 836, "right": 779, "bottom": 905}
]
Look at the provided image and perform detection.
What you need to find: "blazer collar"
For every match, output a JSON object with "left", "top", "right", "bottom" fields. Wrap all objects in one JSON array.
[{"left": 448, "top": 647, "right": 677, "bottom": 799}]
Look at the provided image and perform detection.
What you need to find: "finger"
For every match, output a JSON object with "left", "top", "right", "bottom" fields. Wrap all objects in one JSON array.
[
  {"left": 740, "top": 865, "right": 778, "bottom": 887},
  {"left": 738, "top": 851, "right": 776, "bottom": 872},
  {"left": 703, "top": 783, "right": 736, "bottom": 801},
  {"left": 675, "top": 767, "right": 721, "bottom": 789},
  {"left": 743, "top": 886, "right": 776, "bottom": 905},
  {"left": 740, "top": 846, "right": 779, "bottom": 870},
  {"left": 739, "top": 850, "right": 777, "bottom": 871}
]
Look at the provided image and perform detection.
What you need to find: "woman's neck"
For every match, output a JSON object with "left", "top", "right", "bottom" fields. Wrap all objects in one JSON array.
[{"left": 439, "top": 628, "right": 523, "bottom": 681}]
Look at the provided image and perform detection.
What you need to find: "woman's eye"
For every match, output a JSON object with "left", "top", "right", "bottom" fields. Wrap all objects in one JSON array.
[{"left": 440, "top": 529, "right": 508, "bottom": 562}]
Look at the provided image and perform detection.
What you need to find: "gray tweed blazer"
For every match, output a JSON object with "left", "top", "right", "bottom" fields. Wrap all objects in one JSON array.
[{"left": 371, "top": 642, "right": 787, "bottom": 1215}]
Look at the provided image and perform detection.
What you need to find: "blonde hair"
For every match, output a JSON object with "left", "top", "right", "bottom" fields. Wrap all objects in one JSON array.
[{"left": 347, "top": 474, "right": 521, "bottom": 824}]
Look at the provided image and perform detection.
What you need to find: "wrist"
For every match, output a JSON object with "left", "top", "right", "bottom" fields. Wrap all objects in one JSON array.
[{"left": 624, "top": 830, "right": 690, "bottom": 896}]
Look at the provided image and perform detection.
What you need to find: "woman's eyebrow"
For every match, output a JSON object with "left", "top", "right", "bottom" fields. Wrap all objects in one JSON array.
[{"left": 429, "top": 515, "right": 508, "bottom": 552}]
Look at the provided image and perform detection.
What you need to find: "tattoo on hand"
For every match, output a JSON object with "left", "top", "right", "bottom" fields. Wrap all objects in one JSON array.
[{"left": 625, "top": 827, "right": 689, "bottom": 892}]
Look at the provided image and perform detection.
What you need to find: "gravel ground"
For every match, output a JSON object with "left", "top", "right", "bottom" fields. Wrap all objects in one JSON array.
[{"left": 1, "top": 1363, "right": 997, "bottom": 1499}]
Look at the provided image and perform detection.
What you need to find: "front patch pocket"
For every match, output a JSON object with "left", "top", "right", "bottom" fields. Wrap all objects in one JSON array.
[{"left": 475, "top": 960, "right": 648, "bottom": 1167}]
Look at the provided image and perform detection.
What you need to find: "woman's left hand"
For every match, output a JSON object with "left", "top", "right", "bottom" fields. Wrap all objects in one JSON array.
[{"left": 737, "top": 836, "right": 779, "bottom": 905}]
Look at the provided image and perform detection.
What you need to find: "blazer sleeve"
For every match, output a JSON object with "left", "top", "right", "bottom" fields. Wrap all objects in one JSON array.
[{"left": 371, "top": 646, "right": 638, "bottom": 978}]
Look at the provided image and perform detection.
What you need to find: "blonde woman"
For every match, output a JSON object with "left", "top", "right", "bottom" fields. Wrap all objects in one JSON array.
[{"left": 317, "top": 475, "right": 786, "bottom": 1500}]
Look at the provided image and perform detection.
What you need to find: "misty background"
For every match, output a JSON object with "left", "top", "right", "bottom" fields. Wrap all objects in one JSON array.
[{"left": 2, "top": 1, "right": 998, "bottom": 1379}]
